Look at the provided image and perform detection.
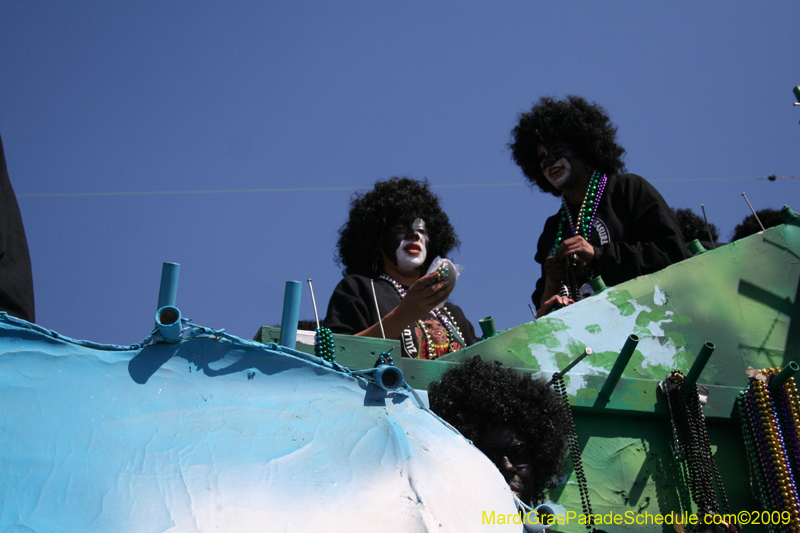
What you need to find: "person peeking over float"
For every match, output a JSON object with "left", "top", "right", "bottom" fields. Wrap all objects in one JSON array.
[
  {"left": 322, "top": 177, "right": 478, "bottom": 359},
  {"left": 509, "top": 96, "right": 690, "bottom": 317},
  {"left": 428, "top": 356, "right": 570, "bottom": 507}
]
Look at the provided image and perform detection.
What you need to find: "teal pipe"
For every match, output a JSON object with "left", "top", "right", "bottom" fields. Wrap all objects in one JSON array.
[
  {"left": 687, "top": 239, "right": 707, "bottom": 256},
  {"left": 351, "top": 365, "right": 406, "bottom": 391},
  {"left": 588, "top": 276, "right": 608, "bottom": 294},
  {"left": 155, "top": 305, "right": 182, "bottom": 341},
  {"left": 683, "top": 342, "right": 715, "bottom": 395},
  {"left": 373, "top": 365, "right": 404, "bottom": 391},
  {"left": 279, "top": 281, "right": 302, "bottom": 349},
  {"left": 594, "top": 334, "right": 639, "bottom": 407},
  {"left": 781, "top": 205, "right": 800, "bottom": 224},
  {"left": 769, "top": 361, "right": 800, "bottom": 392},
  {"left": 157, "top": 262, "right": 180, "bottom": 310},
  {"left": 479, "top": 316, "right": 497, "bottom": 339}
]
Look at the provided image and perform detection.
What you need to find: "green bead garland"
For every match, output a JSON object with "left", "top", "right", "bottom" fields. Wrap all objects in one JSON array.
[{"left": 314, "top": 327, "right": 335, "bottom": 363}]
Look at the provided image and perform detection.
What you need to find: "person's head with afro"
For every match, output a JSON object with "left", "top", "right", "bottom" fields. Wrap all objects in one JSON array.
[
  {"left": 335, "top": 177, "right": 459, "bottom": 277},
  {"left": 509, "top": 95, "right": 626, "bottom": 196},
  {"left": 428, "top": 355, "right": 570, "bottom": 504}
]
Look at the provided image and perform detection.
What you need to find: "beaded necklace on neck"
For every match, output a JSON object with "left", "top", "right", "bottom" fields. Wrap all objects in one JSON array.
[
  {"left": 378, "top": 274, "right": 464, "bottom": 360},
  {"left": 554, "top": 170, "right": 607, "bottom": 247},
  {"left": 553, "top": 170, "right": 608, "bottom": 300}
]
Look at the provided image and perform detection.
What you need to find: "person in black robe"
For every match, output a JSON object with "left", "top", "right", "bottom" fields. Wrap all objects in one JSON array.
[
  {"left": 0, "top": 134, "right": 35, "bottom": 322},
  {"left": 509, "top": 96, "right": 690, "bottom": 316},
  {"left": 323, "top": 177, "right": 477, "bottom": 359}
]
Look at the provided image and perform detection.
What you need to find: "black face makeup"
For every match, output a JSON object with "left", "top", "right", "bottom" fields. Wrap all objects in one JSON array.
[
  {"left": 381, "top": 214, "right": 428, "bottom": 269},
  {"left": 537, "top": 143, "right": 575, "bottom": 171},
  {"left": 479, "top": 426, "right": 534, "bottom": 502}
]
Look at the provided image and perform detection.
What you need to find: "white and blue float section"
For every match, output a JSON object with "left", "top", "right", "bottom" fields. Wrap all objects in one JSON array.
[{"left": 0, "top": 264, "right": 521, "bottom": 532}]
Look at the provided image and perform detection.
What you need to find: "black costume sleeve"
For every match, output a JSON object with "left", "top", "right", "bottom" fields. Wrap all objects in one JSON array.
[
  {"left": 0, "top": 134, "right": 35, "bottom": 322},
  {"left": 593, "top": 174, "right": 690, "bottom": 286},
  {"left": 531, "top": 174, "right": 689, "bottom": 306},
  {"left": 323, "top": 275, "right": 479, "bottom": 348},
  {"left": 531, "top": 214, "right": 561, "bottom": 307}
]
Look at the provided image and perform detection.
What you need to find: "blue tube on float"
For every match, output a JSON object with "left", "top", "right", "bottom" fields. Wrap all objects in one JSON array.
[
  {"left": 279, "top": 281, "right": 302, "bottom": 349},
  {"left": 373, "top": 365, "right": 404, "bottom": 391},
  {"left": 155, "top": 306, "right": 182, "bottom": 341},
  {"left": 157, "top": 262, "right": 180, "bottom": 310},
  {"left": 522, "top": 504, "right": 556, "bottom": 532},
  {"left": 351, "top": 365, "right": 406, "bottom": 391}
]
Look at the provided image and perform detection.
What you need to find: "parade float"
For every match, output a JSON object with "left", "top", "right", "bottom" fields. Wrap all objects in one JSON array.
[{"left": 2, "top": 206, "right": 799, "bottom": 532}]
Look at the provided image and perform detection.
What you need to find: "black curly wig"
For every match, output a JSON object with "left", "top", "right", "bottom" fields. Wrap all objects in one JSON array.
[
  {"left": 509, "top": 95, "right": 626, "bottom": 196},
  {"left": 428, "top": 355, "right": 570, "bottom": 504},
  {"left": 336, "top": 177, "right": 459, "bottom": 276}
]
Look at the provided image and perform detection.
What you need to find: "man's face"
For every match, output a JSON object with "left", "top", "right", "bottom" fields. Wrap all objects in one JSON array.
[
  {"left": 536, "top": 142, "right": 587, "bottom": 191},
  {"left": 479, "top": 426, "right": 533, "bottom": 503},
  {"left": 381, "top": 215, "right": 428, "bottom": 273}
]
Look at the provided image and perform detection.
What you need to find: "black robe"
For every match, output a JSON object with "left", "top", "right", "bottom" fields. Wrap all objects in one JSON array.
[
  {"left": 532, "top": 173, "right": 690, "bottom": 306},
  {"left": 0, "top": 134, "right": 35, "bottom": 322},
  {"left": 323, "top": 274, "right": 478, "bottom": 359}
]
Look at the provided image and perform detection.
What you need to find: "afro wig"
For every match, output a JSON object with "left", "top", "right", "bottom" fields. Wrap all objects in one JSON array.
[
  {"left": 335, "top": 177, "right": 459, "bottom": 277},
  {"left": 428, "top": 355, "right": 570, "bottom": 504},
  {"left": 510, "top": 95, "right": 626, "bottom": 196}
]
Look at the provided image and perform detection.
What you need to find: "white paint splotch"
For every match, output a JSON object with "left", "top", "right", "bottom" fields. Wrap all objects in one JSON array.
[{"left": 527, "top": 288, "right": 682, "bottom": 394}]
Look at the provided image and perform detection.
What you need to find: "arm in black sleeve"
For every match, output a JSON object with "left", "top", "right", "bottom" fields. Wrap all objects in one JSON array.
[
  {"left": 594, "top": 174, "right": 690, "bottom": 286},
  {"left": 531, "top": 214, "right": 561, "bottom": 306}
]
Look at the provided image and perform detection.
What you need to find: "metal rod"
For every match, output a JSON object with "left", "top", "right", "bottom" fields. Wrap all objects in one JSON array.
[
  {"left": 594, "top": 334, "right": 639, "bottom": 407},
  {"left": 683, "top": 341, "right": 715, "bottom": 395},
  {"left": 307, "top": 279, "right": 320, "bottom": 329},
  {"left": 279, "top": 281, "right": 302, "bottom": 349},
  {"left": 700, "top": 204, "right": 716, "bottom": 249},
  {"left": 742, "top": 193, "right": 765, "bottom": 231},
  {"left": 769, "top": 361, "right": 800, "bottom": 392},
  {"left": 370, "top": 279, "right": 386, "bottom": 339},
  {"left": 546, "top": 347, "right": 593, "bottom": 386}
]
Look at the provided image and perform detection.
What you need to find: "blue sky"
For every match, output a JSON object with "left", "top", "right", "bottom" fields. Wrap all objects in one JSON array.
[{"left": 1, "top": 1, "right": 798, "bottom": 345}]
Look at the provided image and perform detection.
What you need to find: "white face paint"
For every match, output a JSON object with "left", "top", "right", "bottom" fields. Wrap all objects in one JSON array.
[
  {"left": 543, "top": 157, "right": 572, "bottom": 189},
  {"left": 395, "top": 218, "right": 428, "bottom": 272}
]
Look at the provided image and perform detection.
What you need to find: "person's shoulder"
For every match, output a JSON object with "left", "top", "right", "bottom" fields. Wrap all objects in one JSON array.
[
  {"left": 541, "top": 210, "right": 561, "bottom": 231},
  {"left": 608, "top": 173, "right": 646, "bottom": 187},
  {"left": 609, "top": 173, "right": 665, "bottom": 199},
  {"left": 333, "top": 274, "right": 373, "bottom": 293}
]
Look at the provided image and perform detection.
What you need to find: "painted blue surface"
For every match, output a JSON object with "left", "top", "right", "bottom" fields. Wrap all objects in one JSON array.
[{"left": 0, "top": 314, "right": 517, "bottom": 532}]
